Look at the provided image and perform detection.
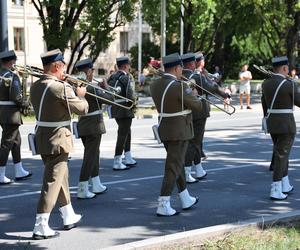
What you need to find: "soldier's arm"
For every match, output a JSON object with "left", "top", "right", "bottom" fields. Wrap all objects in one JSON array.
[
  {"left": 64, "top": 84, "right": 89, "bottom": 115},
  {"left": 181, "top": 82, "right": 202, "bottom": 112},
  {"left": 95, "top": 88, "right": 115, "bottom": 105},
  {"left": 9, "top": 73, "right": 24, "bottom": 107},
  {"left": 198, "top": 75, "right": 227, "bottom": 98},
  {"left": 119, "top": 75, "right": 136, "bottom": 101},
  {"left": 261, "top": 87, "right": 267, "bottom": 116},
  {"left": 292, "top": 81, "right": 300, "bottom": 108}
]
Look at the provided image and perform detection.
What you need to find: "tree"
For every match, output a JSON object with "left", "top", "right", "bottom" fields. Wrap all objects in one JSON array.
[
  {"left": 141, "top": 0, "right": 300, "bottom": 78},
  {"left": 32, "top": 0, "right": 137, "bottom": 72}
]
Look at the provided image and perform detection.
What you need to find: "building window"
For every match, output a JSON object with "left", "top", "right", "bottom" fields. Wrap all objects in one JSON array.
[
  {"left": 13, "top": 28, "right": 25, "bottom": 51},
  {"left": 120, "top": 31, "right": 129, "bottom": 53},
  {"left": 12, "top": 0, "right": 24, "bottom": 6}
]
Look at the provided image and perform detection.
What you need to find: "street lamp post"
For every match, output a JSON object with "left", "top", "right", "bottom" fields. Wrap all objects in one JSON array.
[
  {"left": 160, "top": 0, "right": 166, "bottom": 59},
  {"left": 0, "top": 0, "right": 8, "bottom": 52}
]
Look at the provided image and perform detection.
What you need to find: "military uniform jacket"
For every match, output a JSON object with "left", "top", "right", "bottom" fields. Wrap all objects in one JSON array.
[
  {"left": 108, "top": 70, "right": 136, "bottom": 119},
  {"left": 150, "top": 73, "right": 202, "bottom": 141},
  {"left": 77, "top": 84, "right": 114, "bottom": 137},
  {"left": 261, "top": 74, "right": 300, "bottom": 134},
  {"left": 0, "top": 68, "right": 24, "bottom": 125},
  {"left": 184, "top": 69, "right": 227, "bottom": 120},
  {"left": 30, "top": 75, "right": 88, "bottom": 155}
]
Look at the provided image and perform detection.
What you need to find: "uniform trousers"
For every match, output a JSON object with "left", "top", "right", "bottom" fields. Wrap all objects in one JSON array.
[
  {"left": 160, "top": 140, "right": 188, "bottom": 196},
  {"left": 0, "top": 124, "right": 21, "bottom": 166},
  {"left": 270, "top": 133, "right": 295, "bottom": 181},
  {"left": 80, "top": 134, "right": 101, "bottom": 181},
  {"left": 185, "top": 118, "right": 206, "bottom": 166},
  {"left": 37, "top": 153, "right": 70, "bottom": 213},
  {"left": 114, "top": 118, "right": 132, "bottom": 156}
]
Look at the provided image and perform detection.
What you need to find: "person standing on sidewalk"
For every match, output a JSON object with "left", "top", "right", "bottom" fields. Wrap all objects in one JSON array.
[
  {"left": 239, "top": 64, "right": 252, "bottom": 109},
  {"left": 261, "top": 56, "right": 300, "bottom": 200}
]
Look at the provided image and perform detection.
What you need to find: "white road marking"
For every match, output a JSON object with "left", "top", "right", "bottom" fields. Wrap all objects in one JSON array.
[{"left": 0, "top": 163, "right": 267, "bottom": 200}]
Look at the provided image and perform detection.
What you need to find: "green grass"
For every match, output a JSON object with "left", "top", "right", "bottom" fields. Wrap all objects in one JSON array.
[{"left": 156, "top": 223, "right": 300, "bottom": 250}]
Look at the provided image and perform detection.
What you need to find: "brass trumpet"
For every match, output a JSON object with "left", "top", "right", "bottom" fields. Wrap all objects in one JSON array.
[
  {"left": 150, "top": 65, "right": 236, "bottom": 115},
  {"left": 0, "top": 76, "right": 12, "bottom": 87},
  {"left": 13, "top": 65, "right": 135, "bottom": 110}
]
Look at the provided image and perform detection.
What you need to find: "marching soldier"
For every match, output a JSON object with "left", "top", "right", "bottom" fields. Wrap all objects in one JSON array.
[
  {"left": 182, "top": 52, "right": 229, "bottom": 183},
  {"left": 0, "top": 50, "right": 31, "bottom": 184},
  {"left": 74, "top": 58, "right": 113, "bottom": 199},
  {"left": 30, "top": 49, "right": 88, "bottom": 239},
  {"left": 150, "top": 53, "right": 202, "bottom": 216},
  {"left": 261, "top": 56, "right": 300, "bottom": 200},
  {"left": 108, "top": 56, "right": 137, "bottom": 170}
]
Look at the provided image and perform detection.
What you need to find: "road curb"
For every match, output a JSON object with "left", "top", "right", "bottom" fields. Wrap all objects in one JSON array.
[{"left": 103, "top": 210, "right": 300, "bottom": 250}]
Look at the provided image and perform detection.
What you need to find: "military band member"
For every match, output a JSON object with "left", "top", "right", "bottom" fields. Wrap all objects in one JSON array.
[
  {"left": 30, "top": 49, "right": 88, "bottom": 239},
  {"left": 182, "top": 53, "right": 228, "bottom": 183},
  {"left": 0, "top": 50, "right": 31, "bottom": 184},
  {"left": 75, "top": 58, "right": 113, "bottom": 199},
  {"left": 261, "top": 56, "right": 300, "bottom": 200},
  {"left": 108, "top": 56, "right": 137, "bottom": 170},
  {"left": 150, "top": 53, "right": 202, "bottom": 216},
  {"left": 195, "top": 53, "right": 207, "bottom": 160}
]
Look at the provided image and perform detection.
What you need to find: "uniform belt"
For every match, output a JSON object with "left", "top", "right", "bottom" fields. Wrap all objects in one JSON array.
[
  {"left": 267, "top": 109, "right": 293, "bottom": 114},
  {"left": 81, "top": 110, "right": 103, "bottom": 117},
  {"left": 159, "top": 109, "right": 191, "bottom": 118},
  {"left": 36, "top": 120, "right": 71, "bottom": 127},
  {"left": 0, "top": 101, "right": 15, "bottom": 105}
]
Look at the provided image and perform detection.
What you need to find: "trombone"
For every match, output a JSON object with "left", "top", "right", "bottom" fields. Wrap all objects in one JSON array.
[
  {"left": 13, "top": 65, "right": 135, "bottom": 110},
  {"left": 253, "top": 64, "right": 300, "bottom": 85},
  {"left": 64, "top": 74, "right": 135, "bottom": 109},
  {"left": 0, "top": 76, "right": 12, "bottom": 87},
  {"left": 92, "top": 77, "right": 122, "bottom": 94},
  {"left": 150, "top": 65, "right": 236, "bottom": 115}
]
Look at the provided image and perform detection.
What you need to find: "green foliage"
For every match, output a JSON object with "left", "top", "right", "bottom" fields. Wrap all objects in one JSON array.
[
  {"left": 142, "top": 0, "right": 300, "bottom": 78},
  {"left": 129, "top": 40, "right": 160, "bottom": 70}
]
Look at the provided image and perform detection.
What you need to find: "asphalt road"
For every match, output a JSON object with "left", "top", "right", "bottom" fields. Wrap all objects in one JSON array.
[{"left": 1, "top": 101, "right": 300, "bottom": 250}]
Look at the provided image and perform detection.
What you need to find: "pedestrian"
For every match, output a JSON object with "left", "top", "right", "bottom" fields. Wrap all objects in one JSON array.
[
  {"left": 261, "top": 56, "right": 300, "bottom": 200},
  {"left": 30, "top": 49, "right": 89, "bottom": 239},
  {"left": 0, "top": 50, "right": 31, "bottom": 184},
  {"left": 239, "top": 64, "right": 252, "bottom": 109},
  {"left": 150, "top": 53, "right": 202, "bottom": 216}
]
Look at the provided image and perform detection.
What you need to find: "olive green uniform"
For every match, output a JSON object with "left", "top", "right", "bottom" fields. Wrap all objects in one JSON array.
[
  {"left": 77, "top": 85, "right": 114, "bottom": 181},
  {"left": 30, "top": 75, "right": 88, "bottom": 213},
  {"left": 150, "top": 73, "right": 202, "bottom": 195},
  {"left": 184, "top": 69, "right": 227, "bottom": 166},
  {"left": 109, "top": 71, "right": 136, "bottom": 156},
  {"left": 261, "top": 74, "right": 300, "bottom": 181},
  {"left": 0, "top": 69, "right": 24, "bottom": 166}
]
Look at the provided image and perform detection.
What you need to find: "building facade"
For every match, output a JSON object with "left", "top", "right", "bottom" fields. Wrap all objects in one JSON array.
[{"left": 6, "top": 0, "right": 153, "bottom": 75}]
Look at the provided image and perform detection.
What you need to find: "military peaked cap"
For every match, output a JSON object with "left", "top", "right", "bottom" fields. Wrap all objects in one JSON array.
[
  {"left": 272, "top": 56, "right": 289, "bottom": 67},
  {"left": 75, "top": 58, "right": 93, "bottom": 70},
  {"left": 0, "top": 50, "right": 17, "bottom": 62},
  {"left": 40, "top": 49, "right": 65, "bottom": 65},
  {"left": 181, "top": 53, "right": 195, "bottom": 64},
  {"left": 162, "top": 53, "right": 182, "bottom": 68},
  {"left": 116, "top": 56, "right": 130, "bottom": 67},
  {"left": 195, "top": 53, "right": 204, "bottom": 62}
]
